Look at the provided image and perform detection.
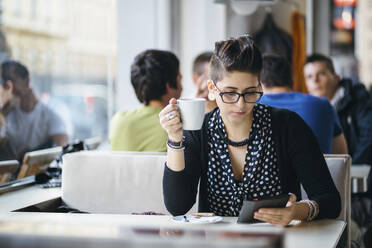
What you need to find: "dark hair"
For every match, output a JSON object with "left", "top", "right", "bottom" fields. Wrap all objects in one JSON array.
[
  {"left": 210, "top": 35, "right": 262, "bottom": 83},
  {"left": 130, "top": 49, "right": 180, "bottom": 105},
  {"left": 192, "top": 51, "right": 212, "bottom": 75},
  {"left": 261, "top": 55, "right": 293, "bottom": 88},
  {"left": 1, "top": 60, "right": 29, "bottom": 88},
  {"left": 305, "top": 53, "right": 336, "bottom": 74}
]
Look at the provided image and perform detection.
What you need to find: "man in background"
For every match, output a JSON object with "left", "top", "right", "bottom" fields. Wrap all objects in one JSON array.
[
  {"left": 192, "top": 52, "right": 216, "bottom": 113},
  {"left": 260, "top": 55, "right": 348, "bottom": 154},
  {"left": 0, "top": 74, "right": 14, "bottom": 159},
  {"left": 0, "top": 60, "right": 68, "bottom": 161},
  {"left": 110, "top": 49, "right": 182, "bottom": 152},
  {"left": 304, "top": 52, "right": 372, "bottom": 248},
  {"left": 304, "top": 54, "right": 372, "bottom": 167}
]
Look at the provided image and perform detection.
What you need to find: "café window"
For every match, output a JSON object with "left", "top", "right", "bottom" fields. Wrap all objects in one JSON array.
[{"left": 0, "top": 0, "right": 117, "bottom": 143}]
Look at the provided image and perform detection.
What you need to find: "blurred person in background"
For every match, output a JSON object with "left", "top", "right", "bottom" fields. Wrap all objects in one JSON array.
[
  {"left": 304, "top": 54, "right": 372, "bottom": 172},
  {"left": 260, "top": 55, "right": 348, "bottom": 154},
  {"left": 0, "top": 60, "right": 68, "bottom": 161},
  {"left": 0, "top": 76, "right": 14, "bottom": 159},
  {"left": 192, "top": 52, "right": 217, "bottom": 113},
  {"left": 305, "top": 53, "right": 372, "bottom": 248},
  {"left": 109, "top": 49, "right": 182, "bottom": 152}
]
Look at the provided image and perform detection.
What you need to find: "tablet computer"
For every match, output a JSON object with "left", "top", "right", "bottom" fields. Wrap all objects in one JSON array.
[{"left": 237, "top": 194, "right": 290, "bottom": 223}]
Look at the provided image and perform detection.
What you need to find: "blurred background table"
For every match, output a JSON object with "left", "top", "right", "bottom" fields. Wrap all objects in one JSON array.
[{"left": 351, "top": 164, "right": 371, "bottom": 193}]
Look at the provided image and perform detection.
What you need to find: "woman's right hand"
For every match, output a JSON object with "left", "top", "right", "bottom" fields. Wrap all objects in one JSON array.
[{"left": 159, "top": 98, "right": 183, "bottom": 142}]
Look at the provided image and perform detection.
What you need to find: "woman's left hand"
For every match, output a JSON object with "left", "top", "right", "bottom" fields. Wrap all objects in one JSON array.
[{"left": 253, "top": 193, "right": 299, "bottom": 226}]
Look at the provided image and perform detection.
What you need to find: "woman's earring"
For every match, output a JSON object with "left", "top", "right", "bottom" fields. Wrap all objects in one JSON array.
[{"left": 208, "top": 92, "right": 215, "bottom": 101}]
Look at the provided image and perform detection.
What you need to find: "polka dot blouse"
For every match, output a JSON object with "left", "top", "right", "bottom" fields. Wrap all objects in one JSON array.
[{"left": 207, "top": 104, "right": 284, "bottom": 216}]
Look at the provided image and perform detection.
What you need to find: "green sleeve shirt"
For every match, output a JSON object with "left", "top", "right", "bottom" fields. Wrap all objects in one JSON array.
[{"left": 109, "top": 105, "right": 167, "bottom": 152}]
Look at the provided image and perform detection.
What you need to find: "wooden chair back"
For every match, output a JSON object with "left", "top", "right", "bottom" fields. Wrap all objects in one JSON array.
[
  {"left": 0, "top": 160, "right": 20, "bottom": 184},
  {"left": 17, "top": 147, "right": 62, "bottom": 179}
]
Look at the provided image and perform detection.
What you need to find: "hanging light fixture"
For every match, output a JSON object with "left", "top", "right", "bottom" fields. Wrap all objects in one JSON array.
[{"left": 215, "top": 0, "right": 276, "bottom": 16}]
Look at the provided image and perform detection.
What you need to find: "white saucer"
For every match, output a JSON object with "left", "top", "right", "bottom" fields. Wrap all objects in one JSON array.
[{"left": 172, "top": 215, "right": 223, "bottom": 224}]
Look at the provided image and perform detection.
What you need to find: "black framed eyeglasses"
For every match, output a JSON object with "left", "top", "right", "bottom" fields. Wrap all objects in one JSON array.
[{"left": 212, "top": 81, "right": 263, "bottom": 104}]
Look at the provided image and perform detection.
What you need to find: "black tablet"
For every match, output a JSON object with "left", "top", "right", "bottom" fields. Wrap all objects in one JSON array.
[{"left": 237, "top": 194, "right": 290, "bottom": 223}]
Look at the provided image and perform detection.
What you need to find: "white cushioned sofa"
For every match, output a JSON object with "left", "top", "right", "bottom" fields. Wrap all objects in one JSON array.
[{"left": 62, "top": 151, "right": 198, "bottom": 215}]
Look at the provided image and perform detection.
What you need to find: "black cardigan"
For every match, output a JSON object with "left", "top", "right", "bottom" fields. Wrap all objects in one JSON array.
[{"left": 163, "top": 107, "right": 341, "bottom": 219}]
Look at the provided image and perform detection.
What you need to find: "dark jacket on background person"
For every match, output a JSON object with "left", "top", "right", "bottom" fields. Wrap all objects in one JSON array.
[
  {"left": 336, "top": 79, "right": 372, "bottom": 199},
  {"left": 336, "top": 79, "right": 372, "bottom": 166},
  {"left": 163, "top": 107, "right": 341, "bottom": 219}
]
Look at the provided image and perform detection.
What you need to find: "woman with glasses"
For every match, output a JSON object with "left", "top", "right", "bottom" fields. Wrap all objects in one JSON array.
[{"left": 159, "top": 35, "right": 341, "bottom": 226}]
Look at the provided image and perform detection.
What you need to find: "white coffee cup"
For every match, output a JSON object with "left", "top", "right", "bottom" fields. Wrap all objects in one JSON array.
[{"left": 177, "top": 98, "right": 205, "bottom": 130}]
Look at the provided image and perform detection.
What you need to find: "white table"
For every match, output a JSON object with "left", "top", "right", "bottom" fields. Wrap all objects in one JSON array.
[
  {"left": 0, "top": 186, "right": 345, "bottom": 248},
  {"left": 0, "top": 185, "right": 61, "bottom": 213},
  {"left": 0, "top": 212, "right": 345, "bottom": 248}
]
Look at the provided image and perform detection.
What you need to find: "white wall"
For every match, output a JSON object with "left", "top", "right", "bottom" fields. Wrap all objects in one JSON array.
[
  {"left": 116, "top": 0, "right": 226, "bottom": 111},
  {"left": 116, "top": 0, "right": 172, "bottom": 112},
  {"left": 357, "top": 0, "right": 372, "bottom": 88},
  {"left": 179, "top": 0, "right": 226, "bottom": 98}
]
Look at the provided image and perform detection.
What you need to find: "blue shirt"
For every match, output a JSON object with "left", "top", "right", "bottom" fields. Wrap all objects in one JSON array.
[{"left": 259, "top": 92, "right": 342, "bottom": 154}]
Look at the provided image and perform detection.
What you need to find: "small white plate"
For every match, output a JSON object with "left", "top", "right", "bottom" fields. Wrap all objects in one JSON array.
[{"left": 172, "top": 215, "right": 223, "bottom": 224}]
